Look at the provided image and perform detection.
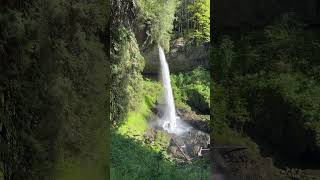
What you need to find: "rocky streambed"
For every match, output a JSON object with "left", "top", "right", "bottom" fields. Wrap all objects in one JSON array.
[
  {"left": 146, "top": 104, "right": 211, "bottom": 163},
  {"left": 167, "top": 129, "right": 210, "bottom": 161}
]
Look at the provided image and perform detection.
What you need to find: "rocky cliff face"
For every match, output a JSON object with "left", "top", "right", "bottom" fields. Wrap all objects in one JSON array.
[{"left": 142, "top": 40, "right": 210, "bottom": 74}]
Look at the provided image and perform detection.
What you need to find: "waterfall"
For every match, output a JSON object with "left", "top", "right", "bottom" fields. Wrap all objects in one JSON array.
[{"left": 158, "top": 45, "right": 177, "bottom": 133}]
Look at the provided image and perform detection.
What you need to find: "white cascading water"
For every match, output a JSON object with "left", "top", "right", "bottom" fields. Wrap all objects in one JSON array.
[{"left": 158, "top": 45, "right": 177, "bottom": 133}]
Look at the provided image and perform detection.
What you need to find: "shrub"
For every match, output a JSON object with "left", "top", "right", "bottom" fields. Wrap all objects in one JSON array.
[{"left": 171, "top": 67, "right": 210, "bottom": 114}]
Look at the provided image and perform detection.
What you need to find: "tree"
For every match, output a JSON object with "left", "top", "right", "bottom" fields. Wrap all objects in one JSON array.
[{"left": 187, "top": 0, "right": 210, "bottom": 43}]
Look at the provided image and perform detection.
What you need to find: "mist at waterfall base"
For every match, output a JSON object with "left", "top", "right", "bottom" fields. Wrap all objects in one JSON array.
[{"left": 158, "top": 45, "right": 190, "bottom": 135}]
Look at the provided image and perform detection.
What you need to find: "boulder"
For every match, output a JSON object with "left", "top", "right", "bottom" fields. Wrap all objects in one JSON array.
[
  {"left": 167, "top": 129, "right": 210, "bottom": 159},
  {"left": 177, "top": 108, "right": 211, "bottom": 133}
]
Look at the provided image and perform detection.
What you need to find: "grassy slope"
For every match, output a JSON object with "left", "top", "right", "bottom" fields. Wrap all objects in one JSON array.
[{"left": 111, "top": 79, "right": 209, "bottom": 180}]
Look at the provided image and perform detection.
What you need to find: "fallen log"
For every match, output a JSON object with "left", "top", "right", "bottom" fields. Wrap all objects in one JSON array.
[{"left": 171, "top": 138, "right": 191, "bottom": 162}]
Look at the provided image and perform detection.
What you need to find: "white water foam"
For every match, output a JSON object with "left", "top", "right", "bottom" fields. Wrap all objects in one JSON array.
[{"left": 158, "top": 45, "right": 177, "bottom": 133}]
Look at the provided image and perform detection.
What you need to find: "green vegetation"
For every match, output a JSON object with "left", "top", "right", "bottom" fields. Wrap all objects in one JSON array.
[
  {"left": 212, "top": 14, "right": 320, "bottom": 179},
  {"left": 174, "top": 0, "right": 210, "bottom": 43},
  {"left": 171, "top": 67, "right": 210, "bottom": 114},
  {"left": 136, "top": 0, "right": 179, "bottom": 51},
  {"left": 110, "top": 0, "right": 179, "bottom": 126},
  {"left": 110, "top": 1, "right": 210, "bottom": 178},
  {"left": 111, "top": 131, "right": 209, "bottom": 180},
  {"left": 1, "top": 0, "right": 209, "bottom": 179},
  {"left": 111, "top": 79, "right": 209, "bottom": 180},
  {"left": 0, "top": 1, "right": 108, "bottom": 179},
  {"left": 117, "top": 79, "right": 161, "bottom": 139},
  {"left": 111, "top": 26, "right": 145, "bottom": 125},
  {"left": 187, "top": 0, "right": 210, "bottom": 43}
]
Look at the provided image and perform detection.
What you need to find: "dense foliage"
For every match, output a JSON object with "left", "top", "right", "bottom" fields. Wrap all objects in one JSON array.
[
  {"left": 212, "top": 15, "right": 320, "bottom": 168},
  {"left": 0, "top": 1, "right": 108, "bottom": 179},
  {"left": 187, "top": 0, "right": 210, "bottom": 43},
  {"left": 171, "top": 67, "right": 210, "bottom": 114},
  {"left": 174, "top": 0, "right": 210, "bottom": 43},
  {"left": 110, "top": 27, "right": 144, "bottom": 125},
  {"left": 136, "top": 0, "right": 179, "bottom": 51},
  {"left": 110, "top": 0, "right": 179, "bottom": 124}
]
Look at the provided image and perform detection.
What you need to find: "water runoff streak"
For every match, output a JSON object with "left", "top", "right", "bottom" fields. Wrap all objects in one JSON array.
[{"left": 158, "top": 45, "right": 178, "bottom": 133}]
